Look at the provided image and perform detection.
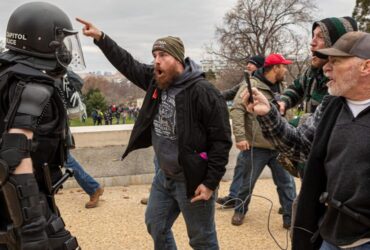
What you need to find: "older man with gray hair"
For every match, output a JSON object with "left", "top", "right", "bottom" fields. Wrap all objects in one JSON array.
[{"left": 242, "top": 31, "right": 370, "bottom": 250}]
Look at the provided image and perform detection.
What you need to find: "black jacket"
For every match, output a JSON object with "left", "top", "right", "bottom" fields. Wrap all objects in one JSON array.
[
  {"left": 293, "top": 96, "right": 370, "bottom": 249},
  {"left": 95, "top": 34, "right": 232, "bottom": 197}
]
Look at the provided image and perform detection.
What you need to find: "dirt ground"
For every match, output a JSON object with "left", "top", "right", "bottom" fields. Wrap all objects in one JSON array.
[{"left": 56, "top": 178, "right": 300, "bottom": 250}]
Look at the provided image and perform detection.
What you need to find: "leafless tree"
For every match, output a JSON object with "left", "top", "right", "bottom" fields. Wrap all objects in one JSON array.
[
  {"left": 213, "top": 64, "right": 244, "bottom": 91},
  {"left": 206, "top": 0, "right": 316, "bottom": 89},
  {"left": 285, "top": 32, "right": 311, "bottom": 82},
  {"left": 353, "top": 0, "right": 370, "bottom": 32},
  {"left": 214, "top": 0, "right": 316, "bottom": 64}
]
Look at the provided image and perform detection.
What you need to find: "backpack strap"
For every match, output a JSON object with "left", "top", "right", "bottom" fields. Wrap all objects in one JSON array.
[{"left": 3, "top": 81, "right": 26, "bottom": 132}]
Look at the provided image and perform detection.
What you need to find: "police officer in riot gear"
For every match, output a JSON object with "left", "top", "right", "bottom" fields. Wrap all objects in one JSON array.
[{"left": 0, "top": 2, "right": 85, "bottom": 250}]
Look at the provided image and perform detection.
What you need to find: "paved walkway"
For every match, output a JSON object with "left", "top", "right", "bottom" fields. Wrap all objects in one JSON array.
[{"left": 56, "top": 178, "right": 299, "bottom": 250}]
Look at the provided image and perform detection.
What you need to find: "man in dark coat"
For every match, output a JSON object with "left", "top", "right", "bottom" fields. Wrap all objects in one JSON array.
[{"left": 77, "top": 18, "right": 232, "bottom": 250}]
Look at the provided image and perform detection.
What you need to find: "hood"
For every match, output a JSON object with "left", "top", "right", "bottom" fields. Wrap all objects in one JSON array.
[
  {"left": 172, "top": 57, "right": 204, "bottom": 88},
  {"left": 253, "top": 68, "right": 274, "bottom": 86}
]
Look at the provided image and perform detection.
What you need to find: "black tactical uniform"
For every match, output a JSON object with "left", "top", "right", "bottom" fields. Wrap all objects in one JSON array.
[{"left": 0, "top": 2, "right": 85, "bottom": 250}]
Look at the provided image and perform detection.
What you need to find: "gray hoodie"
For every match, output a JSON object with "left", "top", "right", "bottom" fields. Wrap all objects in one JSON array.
[{"left": 151, "top": 58, "right": 203, "bottom": 180}]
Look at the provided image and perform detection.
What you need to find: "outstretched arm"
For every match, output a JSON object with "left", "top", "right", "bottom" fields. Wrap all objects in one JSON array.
[
  {"left": 76, "top": 17, "right": 154, "bottom": 90},
  {"left": 241, "top": 87, "right": 317, "bottom": 162},
  {"left": 280, "top": 75, "right": 307, "bottom": 111},
  {"left": 221, "top": 83, "right": 241, "bottom": 101}
]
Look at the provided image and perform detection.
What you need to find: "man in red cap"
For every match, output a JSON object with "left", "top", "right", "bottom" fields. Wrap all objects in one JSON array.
[{"left": 230, "top": 53, "right": 297, "bottom": 228}]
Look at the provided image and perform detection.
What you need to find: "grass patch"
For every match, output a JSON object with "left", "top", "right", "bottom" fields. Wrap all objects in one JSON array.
[{"left": 69, "top": 117, "right": 136, "bottom": 127}]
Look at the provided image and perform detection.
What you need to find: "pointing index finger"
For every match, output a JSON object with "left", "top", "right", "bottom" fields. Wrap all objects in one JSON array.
[{"left": 75, "top": 17, "right": 90, "bottom": 26}]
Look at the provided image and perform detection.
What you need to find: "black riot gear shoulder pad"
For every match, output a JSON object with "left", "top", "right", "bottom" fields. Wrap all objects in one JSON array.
[{"left": 18, "top": 83, "right": 54, "bottom": 117}]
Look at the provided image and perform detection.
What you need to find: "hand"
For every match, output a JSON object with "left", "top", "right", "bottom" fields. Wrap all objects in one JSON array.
[
  {"left": 277, "top": 101, "right": 286, "bottom": 115},
  {"left": 190, "top": 184, "right": 213, "bottom": 203},
  {"left": 75, "top": 17, "right": 103, "bottom": 41},
  {"left": 241, "top": 87, "right": 271, "bottom": 116},
  {"left": 236, "top": 140, "right": 250, "bottom": 151}
]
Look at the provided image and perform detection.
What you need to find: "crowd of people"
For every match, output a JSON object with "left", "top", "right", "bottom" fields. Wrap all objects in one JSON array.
[
  {"left": 0, "top": 2, "right": 369, "bottom": 250},
  {"left": 91, "top": 105, "right": 140, "bottom": 125}
]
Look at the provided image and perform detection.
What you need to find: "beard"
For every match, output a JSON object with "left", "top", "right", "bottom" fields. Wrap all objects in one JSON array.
[
  {"left": 327, "top": 67, "right": 357, "bottom": 97},
  {"left": 328, "top": 78, "right": 357, "bottom": 97},
  {"left": 154, "top": 64, "right": 181, "bottom": 89},
  {"left": 275, "top": 69, "right": 287, "bottom": 82},
  {"left": 276, "top": 74, "right": 285, "bottom": 83}
]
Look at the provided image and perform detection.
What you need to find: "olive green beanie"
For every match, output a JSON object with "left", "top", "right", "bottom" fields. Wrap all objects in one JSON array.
[{"left": 152, "top": 36, "right": 185, "bottom": 65}]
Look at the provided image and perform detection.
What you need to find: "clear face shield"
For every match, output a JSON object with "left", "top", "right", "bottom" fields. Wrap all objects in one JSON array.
[{"left": 55, "top": 28, "right": 86, "bottom": 71}]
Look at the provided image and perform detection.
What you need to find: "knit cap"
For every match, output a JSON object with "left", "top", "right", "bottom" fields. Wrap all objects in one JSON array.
[
  {"left": 312, "top": 17, "right": 358, "bottom": 47},
  {"left": 152, "top": 36, "right": 185, "bottom": 65},
  {"left": 248, "top": 55, "right": 265, "bottom": 68}
]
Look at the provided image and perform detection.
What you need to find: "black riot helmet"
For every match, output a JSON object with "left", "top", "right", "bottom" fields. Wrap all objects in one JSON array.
[{"left": 6, "top": 2, "right": 85, "bottom": 71}]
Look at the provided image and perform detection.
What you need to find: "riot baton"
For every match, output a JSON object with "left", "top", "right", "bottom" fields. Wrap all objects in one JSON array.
[{"left": 42, "top": 163, "right": 74, "bottom": 214}]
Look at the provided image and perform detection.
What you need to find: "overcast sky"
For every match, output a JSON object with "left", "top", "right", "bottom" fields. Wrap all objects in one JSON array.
[{"left": 0, "top": 0, "right": 356, "bottom": 72}]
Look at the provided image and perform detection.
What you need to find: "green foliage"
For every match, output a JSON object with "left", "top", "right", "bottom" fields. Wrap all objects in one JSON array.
[
  {"left": 84, "top": 88, "right": 108, "bottom": 116},
  {"left": 69, "top": 116, "right": 136, "bottom": 127},
  {"left": 353, "top": 0, "right": 370, "bottom": 32}
]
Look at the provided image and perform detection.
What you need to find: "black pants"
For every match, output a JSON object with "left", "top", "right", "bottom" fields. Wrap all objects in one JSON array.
[{"left": 0, "top": 190, "right": 77, "bottom": 250}]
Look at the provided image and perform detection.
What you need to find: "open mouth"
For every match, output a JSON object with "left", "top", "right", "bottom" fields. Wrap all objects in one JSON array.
[{"left": 155, "top": 68, "right": 164, "bottom": 77}]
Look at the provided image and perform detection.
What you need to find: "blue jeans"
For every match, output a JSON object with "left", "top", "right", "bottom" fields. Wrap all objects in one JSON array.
[
  {"left": 228, "top": 151, "right": 245, "bottom": 198},
  {"left": 66, "top": 152, "right": 100, "bottom": 196},
  {"left": 320, "top": 240, "right": 370, "bottom": 250},
  {"left": 235, "top": 148, "right": 296, "bottom": 224},
  {"left": 145, "top": 169, "right": 218, "bottom": 250},
  {"left": 153, "top": 155, "right": 159, "bottom": 173},
  {"left": 229, "top": 151, "right": 293, "bottom": 200}
]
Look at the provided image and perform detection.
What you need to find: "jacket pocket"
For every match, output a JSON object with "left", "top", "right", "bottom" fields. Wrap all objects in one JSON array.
[{"left": 180, "top": 151, "right": 208, "bottom": 197}]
